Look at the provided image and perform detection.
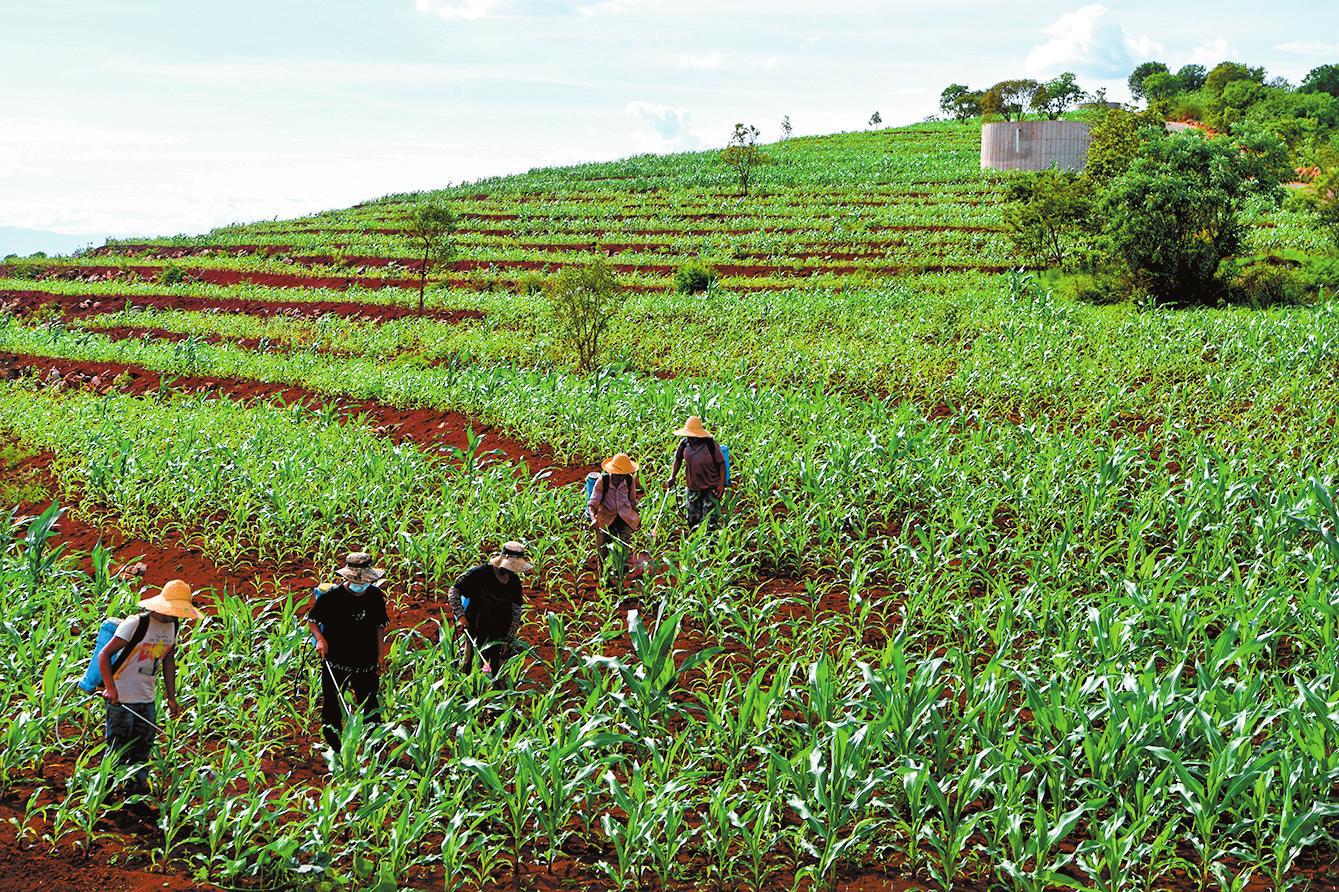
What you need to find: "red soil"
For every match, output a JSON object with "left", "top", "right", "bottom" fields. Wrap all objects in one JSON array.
[
  {"left": 0, "top": 264, "right": 424, "bottom": 293},
  {"left": 0, "top": 353, "right": 589, "bottom": 489},
  {"left": 0, "top": 288, "right": 482, "bottom": 323}
]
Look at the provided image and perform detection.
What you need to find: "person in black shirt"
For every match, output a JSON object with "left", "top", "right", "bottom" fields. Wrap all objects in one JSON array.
[
  {"left": 447, "top": 541, "right": 532, "bottom": 680},
  {"left": 307, "top": 552, "right": 390, "bottom": 751}
]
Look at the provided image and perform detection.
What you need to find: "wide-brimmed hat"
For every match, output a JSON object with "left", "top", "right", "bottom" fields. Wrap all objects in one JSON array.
[
  {"left": 138, "top": 579, "right": 203, "bottom": 620},
  {"left": 674, "top": 415, "right": 712, "bottom": 438},
  {"left": 336, "top": 552, "right": 385, "bottom": 585},
  {"left": 489, "top": 540, "right": 534, "bottom": 574},
  {"left": 601, "top": 453, "right": 639, "bottom": 475}
]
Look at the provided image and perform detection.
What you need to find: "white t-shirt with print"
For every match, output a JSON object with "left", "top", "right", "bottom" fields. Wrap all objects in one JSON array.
[{"left": 111, "top": 614, "right": 176, "bottom": 704}]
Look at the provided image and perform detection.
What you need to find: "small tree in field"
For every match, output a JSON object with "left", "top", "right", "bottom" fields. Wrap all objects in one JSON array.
[
  {"left": 982, "top": 79, "right": 1039, "bottom": 121},
  {"left": 721, "top": 123, "right": 763, "bottom": 197},
  {"left": 868, "top": 110, "right": 882, "bottom": 127},
  {"left": 780, "top": 115, "right": 793, "bottom": 139},
  {"left": 406, "top": 200, "right": 456, "bottom": 310},
  {"left": 547, "top": 260, "right": 626, "bottom": 373}
]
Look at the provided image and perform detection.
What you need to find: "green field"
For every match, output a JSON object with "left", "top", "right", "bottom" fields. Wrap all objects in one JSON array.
[{"left": 2, "top": 121, "right": 1339, "bottom": 890}]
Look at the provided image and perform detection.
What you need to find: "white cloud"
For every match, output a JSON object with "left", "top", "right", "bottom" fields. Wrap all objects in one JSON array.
[
  {"left": 1188, "top": 37, "right": 1233, "bottom": 66},
  {"left": 625, "top": 100, "right": 701, "bottom": 151},
  {"left": 752, "top": 56, "right": 778, "bottom": 70},
  {"left": 1024, "top": 5, "right": 1146, "bottom": 78},
  {"left": 414, "top": 0, "right": 503, "bottom": 20},
  {"left": 576, "top": 0, "right": 648, "bottom": 16},
  {"left": 678, "top": 50, "right": 722, "bottom": 70},
  {"left": 1275, "top": 41, "right": 1339, "bottom": 57}
]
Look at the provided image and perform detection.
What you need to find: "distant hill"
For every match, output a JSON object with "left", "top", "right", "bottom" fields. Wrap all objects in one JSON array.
[{"left": 0, "top": 227, "right": 105, "bottom": 259}]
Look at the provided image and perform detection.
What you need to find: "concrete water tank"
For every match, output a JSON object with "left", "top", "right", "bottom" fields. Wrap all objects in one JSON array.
[{"left": 980, "top": 120, "right": 1092, "bottom": 172}]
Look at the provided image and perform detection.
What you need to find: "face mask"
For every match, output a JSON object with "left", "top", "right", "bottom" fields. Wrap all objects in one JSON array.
[{"left": 348, "top": 582, "right": 370, "bottom": 594}]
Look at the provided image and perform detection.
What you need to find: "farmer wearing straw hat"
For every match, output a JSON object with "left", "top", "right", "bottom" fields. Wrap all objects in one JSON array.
[
  {"left": 589, "top": 453, "right": 641, "bottom": 586},
  {"left": 447, "top": 541, "right": 533, "bottom": 679},
  {"left": 97, "top": 579, "right": 202, "bottom": 792},
  {"left": 307, "top": 552, "right": 389, "bottom": 751},
  {"left": 668, "top": 415, "right": 727, "bottom": 529}
]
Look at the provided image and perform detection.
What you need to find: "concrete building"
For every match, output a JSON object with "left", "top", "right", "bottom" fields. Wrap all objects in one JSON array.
[{"left": 980, "top": 120, "right": 1092, "bottom": 172}]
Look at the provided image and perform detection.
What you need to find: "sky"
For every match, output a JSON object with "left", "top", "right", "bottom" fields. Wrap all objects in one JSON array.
[{"left": 1, "top": 0, "right": 1336, "bottom": 253}]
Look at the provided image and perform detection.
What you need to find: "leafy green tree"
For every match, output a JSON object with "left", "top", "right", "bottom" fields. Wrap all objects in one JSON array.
[
  {"left": 1303, "top": 151, "right": 1339, "bottom": 248},
  {"left": 1300, "top": 64, "right": 1339, "bottom": 98},
  {"left": 1004, "top": 170, "right": 1095, "bottom": 267},
  {"left": 406, "top": 200, "right": 457, "bottom": 311},
  {"left": 1175, "top": 63, "right": 1207, "bottom": 91},
  {"left": 780, "top": 114, "right": 793, "bottom": 139},
  {"left": 982, "top": 79, "right": 1039, "bottom": 121},
  {"left": 1141, "top": 71, "right": 1182, "bottom": 108},
  {"left": 1030, "top": 72, "right": 1084, "bottom": 119},
  {"left": 1205, "top": 61, "right": 1265, "bottom": 96},
  {"left": 940, "top": 85, "right": 982, "bottom": 122},
  {"left": 1096, "top": 129, "right": 1289, "bottom": 302},
  {"left": 721, "top": 123, "right": 764, "bottom": 197},
  {"left": 1128, "top": 61, "right": 1169, "bottom": 100},
  {"left": 868, "top": 110, "right": 883, "bottom": 128},
  {"left": 1083, "top": 107, "right": 1162, "bottom": 184},
  {"left": 546, "top": 260, "right": 627, "bottom": 373}
]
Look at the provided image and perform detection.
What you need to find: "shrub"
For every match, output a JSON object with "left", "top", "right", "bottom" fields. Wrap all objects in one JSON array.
[
  {"left": 517, "top": 272, "right": 546, "bottom": 296},
  {"left": 1004, "top": 170, "right": 1094, "bottom": 268},
  {"left": 1060, "top": 271, "right": 1128, "bottom": 305},
  {"left": 1096, "top": 128, "right": 1290, "bottom": 303},
  {"left": 674, "top": 261, "right": 716, "bottom": 295},
  {"left": 546, "top": 260, "right": 627, "bottom": 373},
  {"left": 156, "top": 263, "right": 187, "bottom": 286},
  {"left": 1230, "top": 262, "right": 1308, "bottom": 306}
]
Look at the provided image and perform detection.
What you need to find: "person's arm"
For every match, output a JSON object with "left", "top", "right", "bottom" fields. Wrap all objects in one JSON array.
[
  {"left": 307, "top": 619, "right": 327, "bottom": 657},
  {"left": 668, "top": 442, "right": 684, "bottom": 488},
  {"left": 447, "top": 573, "right": 467, "bottom": 626},
  {"left": 163, "top": 649, "right": 180, "bottom": 718},
  {"left": 588, "top": 477, "right": 605, "bottom": 528},
  {"left": 98, "top": 636, "right": 129, "bottom": 703}
]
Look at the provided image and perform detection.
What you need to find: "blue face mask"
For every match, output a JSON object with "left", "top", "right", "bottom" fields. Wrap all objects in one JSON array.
[{"left": 348, "top": 582, "right": 370, "bottom": 594}]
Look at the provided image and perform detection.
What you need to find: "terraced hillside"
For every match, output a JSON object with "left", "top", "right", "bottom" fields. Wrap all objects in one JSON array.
[{"left": 2, "top": 122, "right": 1339, "bottom": 890}]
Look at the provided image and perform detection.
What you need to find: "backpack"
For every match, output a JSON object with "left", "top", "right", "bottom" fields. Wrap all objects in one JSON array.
[{"left": 77, "top": 611, "right": 175, "bottom": 694}]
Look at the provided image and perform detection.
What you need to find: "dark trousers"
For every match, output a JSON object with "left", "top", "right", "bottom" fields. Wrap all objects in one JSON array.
[
  {"left": 685, "top": 488, "right": 721, "bottom": 529},
  {"left": 105, "top": 701, "right": 155, "bottom": 789},
  {"left": 320, "top": 663, "right": 380, "bottom": 750}
]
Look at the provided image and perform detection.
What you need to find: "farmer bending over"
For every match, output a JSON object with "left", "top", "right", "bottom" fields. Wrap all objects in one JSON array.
[
  {"left": 447, "top": 541, "right": 532, "bottom": 679},
  {"left": 668, "top": 415, "right": 727, "bottom": 529},
  {"left": 590, "top": 453, "right": 641, "bottom": 588},
  {"left": 98, "top": 579, "right": 202, "bottom": 792},
  {"left": 308, "top": 552, "right": 389, "bottom": 752}
]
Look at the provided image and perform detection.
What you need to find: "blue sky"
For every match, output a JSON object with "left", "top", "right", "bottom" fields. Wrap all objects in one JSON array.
[{"left": 2, "top": 0, "right": 1336, "bottom": 250}]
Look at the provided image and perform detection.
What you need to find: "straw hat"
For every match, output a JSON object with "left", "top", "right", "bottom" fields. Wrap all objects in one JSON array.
[
  {"left": 601, "top": 453, "right": 639, "bottom": 475},
  {"left": 336, "top": 552, "right": 386, "bottom": 585},
  {"left": 674, "top": 416, "right": 712, "bottom": 438},
  {"left": 489, "top": 541, "right": 534, "bottom": 574},
  {"left": 138, "top": 580, "right": 203, "bottom": 620}
]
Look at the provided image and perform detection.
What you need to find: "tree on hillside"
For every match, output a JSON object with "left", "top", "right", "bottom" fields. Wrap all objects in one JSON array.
[
  {"left": 546, "top": 260, "right": 626, "bottom": 373},
  {"left": 1097, "top": 128, "right": 1289, "bottom": 302},
  {"left": 940, "top": 84, "right": 982, "bottom": 122},
  {"left": 868, "top": 111, "right": 883, "bottom": 128},
  {"left": 1030, "top": 72, "right": 1084, "bottom": 119},
  {"left": 1128, "top": 61, "right": 1169, "bottom": 100},
  {"left": 406, "top": 200, "right": 456, "bottom": 311},
  {"left": 780, "top": 114, "right": 793, "bottom": 139},
  {"left": 982, "top": 79, "right": 1039, "bottom": 121},
  {"left": 1083, "top": 107, "right": 1163, "bottom": 184},
  {"left": 1175, "top": 63, "right": 1207, "bottom": 92},
  {"left": 1140, "top": 71, "right": 1183, "bottom": 108},
  {"left": 1300, "top": 64, "right": 1339, "bottom": 97},
  {"left": 1005, "top": 170, "right": 1095, "bottom": 267},
  {"left": 721, "top": 123, "right": 764, "bottom": 197},
  {"left": 1205, "top": 61, "right": 1265, "bottom": 96}
]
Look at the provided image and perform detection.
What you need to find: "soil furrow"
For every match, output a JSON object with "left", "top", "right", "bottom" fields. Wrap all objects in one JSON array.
[{"left": 0, "top": 353, "right": 589, "bottom": 488}]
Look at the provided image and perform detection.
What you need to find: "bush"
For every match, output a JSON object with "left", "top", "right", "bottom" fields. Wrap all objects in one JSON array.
[
  {"left": 1004, "top": 171, "right": 1094, "bottom": 268},
  {"left": 1230, "top": 262, "right": 1308, "bottom": 306},
  {"left": 546, "top": 260, "right": 627, "bottom": 373},
  {"left": 1059, "top": 271, "right": 1129, "bottom": 305},
  {"left": 674, "top": 261, "right": 716, "bottom": 294},
  {"left": 517, "top": 272, "right": 546, "bottom": 296},
  {"left": 156, "top": 263, "right": 187, "bottom": 286}
]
